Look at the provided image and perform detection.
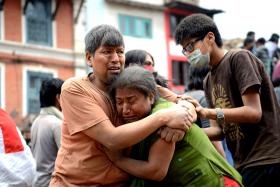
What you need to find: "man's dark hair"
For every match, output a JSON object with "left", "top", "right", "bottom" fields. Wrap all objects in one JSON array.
[
  {"left": 40, "top": 78, "right": 64, "bottom": 108},
  {"left": 269, "top": 33, "right": 279, "bottom": 43},
  {"left": 85, "top": 24, "right": 124, "bottom": 55},
  {"left": 110, "top": 66, "right": 159, "bottom": 103},
  {"left": 243, "top": 37, "right": 254, "bottom": 47},
  {"left": 175, "top": 13, "right": 223, "bottom": 47},
  {"left": 256, "top": 37, "right": 266, "bottom": 45},
  {"left": 246, "top": 31, "right": 255, "bottom": 40}
]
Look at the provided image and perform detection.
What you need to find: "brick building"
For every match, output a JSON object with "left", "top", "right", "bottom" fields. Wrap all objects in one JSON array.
[{"left": 0, "top": 0, "right": 86, "bottom": 125}]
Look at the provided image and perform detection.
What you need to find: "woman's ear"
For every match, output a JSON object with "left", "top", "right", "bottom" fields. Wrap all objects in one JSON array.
[{"left": 148, "top": 93, "right": 155, "bottom": 104}]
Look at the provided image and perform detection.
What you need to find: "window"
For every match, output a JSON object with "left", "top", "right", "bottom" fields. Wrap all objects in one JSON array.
[
  {"left": 27, "top": 71, "right": 53, "bottom": 114},
  {"left": 25, "top": 0, "right": 52, "bottom": 46},
  {"left": 119, "top": 14, "right": 152, "bottom": 38},
  {"left": 172, "top": 60, "right": 190, "bottom": 86},
  {"left": 169, "top": 13, "right": 186, "bottom": 38}
]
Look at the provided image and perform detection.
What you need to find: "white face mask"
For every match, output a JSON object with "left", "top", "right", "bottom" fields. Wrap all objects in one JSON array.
[{"left": 188, "top": 48, "right": 210, "bottom": 66}]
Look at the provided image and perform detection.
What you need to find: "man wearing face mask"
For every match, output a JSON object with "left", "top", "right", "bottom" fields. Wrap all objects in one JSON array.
[{"left": 175, "top": 14, "right": 280, "bottom": 187}]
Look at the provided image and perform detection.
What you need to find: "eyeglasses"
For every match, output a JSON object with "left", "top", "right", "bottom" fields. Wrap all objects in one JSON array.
[{"left": 182, "top": 38, "right": 202, "bottom": 56}]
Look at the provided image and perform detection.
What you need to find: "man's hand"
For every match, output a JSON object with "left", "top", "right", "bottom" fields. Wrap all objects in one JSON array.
[
  {"left": 161, "top": 105, "right": 193, "bottom": 132},
  {"left": 177, "top": 99, "right": 197, "bottom": 122},
  {"left": 158, "top": 127, "right": 185, "bottom": 142},
  {"left": 184, "top": 97, "right": 208, "bottom": 119}
]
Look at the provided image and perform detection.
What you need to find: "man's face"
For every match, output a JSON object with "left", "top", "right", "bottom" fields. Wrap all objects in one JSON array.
[{"left": 87, "top": 45, "right": 125, "bottom": 85}]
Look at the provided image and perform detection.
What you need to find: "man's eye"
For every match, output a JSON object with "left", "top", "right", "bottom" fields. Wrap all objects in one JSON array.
[
  {"left": 103, "top": 50, "right": 112, "bottom": 55},
  {"left": 117, "top": 51, "right": 124, "bottom": 55}
]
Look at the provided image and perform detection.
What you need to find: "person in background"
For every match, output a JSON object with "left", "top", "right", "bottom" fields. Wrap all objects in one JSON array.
[
  {"left": 0, "top": 108, "right": 36, "bottom": 187},
  {"left": 125, "top": 49, "right": 168, "bottom": 88},
  {"left": 272, "top": 56, "right": 280, "bottom": 81},
  {"left": 241, "top": 37, "right": 255, "bottom": 52},
  {"left": 265, "top": 33, "right": 279, "bottom": 59},
  {"left": 31, "top": 78, "right": 64, "bottom": 187},
  {"left": 272, "top": 77, "right": 280, "bottom": 105},
  {"left": 254, "top": 37, "right": 270, "bottom": 76},
  {"left": 108, "top": 66, "right": 243, "bottom": 187},
  {"left": 49, "top": 24, "right": 192, "bottom": 187},
  {"left": 246, "top": 31, "right": 255, "bottom": 42},
  {"left": 175, "top": 13, "right": 280, "bottom": 187}
]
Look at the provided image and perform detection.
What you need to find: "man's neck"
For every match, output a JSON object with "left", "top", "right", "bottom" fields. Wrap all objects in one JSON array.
[
  {"left": 210, "top": 48, "right": 225, "bottom": 67},
  {"left": 89, "top": 73, "right": 108, "bottom": 92}
]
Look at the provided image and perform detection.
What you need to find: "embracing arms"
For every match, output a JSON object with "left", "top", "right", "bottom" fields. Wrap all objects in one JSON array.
[{"left": 107, "top": 138, "right": 175, "bottom": 181}]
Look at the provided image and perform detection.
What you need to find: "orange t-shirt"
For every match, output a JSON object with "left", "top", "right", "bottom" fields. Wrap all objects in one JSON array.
[{"left": 50, "top": 76, "right": 129, "bottom": 187}]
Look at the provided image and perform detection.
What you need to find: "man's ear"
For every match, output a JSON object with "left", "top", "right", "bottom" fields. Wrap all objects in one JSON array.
[
  {"left": 55, "top": 94, "right": 62, "bottom": 111},
  {"left": 207, "top": 32, "right": 215, "bottom": 43},
  {"left": 86, "top": 51, "right": 93, "bottom": 67}
]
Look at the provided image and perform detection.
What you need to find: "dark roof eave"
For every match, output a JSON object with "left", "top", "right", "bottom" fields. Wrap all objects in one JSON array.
[
  {"left": 105, "top": 0, "right": 164, "bottom": 11},
  {"left": 165, "top": 1, "right": 223, "bottom": 17}
]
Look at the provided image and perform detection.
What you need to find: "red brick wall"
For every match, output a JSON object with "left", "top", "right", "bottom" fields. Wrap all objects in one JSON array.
[
  {"left": 56, "top": 0, "right": 74, "bottom": 49},
  {"left": 4, "top": 0, "right": 22, "bottom": 42},
  {"left": 5, "top": 63, "right": 23, "bottom": 124}
]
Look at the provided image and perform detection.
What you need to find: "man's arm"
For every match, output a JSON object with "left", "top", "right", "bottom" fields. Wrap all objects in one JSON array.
[
  {"left": 191, "top": 87, "right": 262, "bottom": 124},
  {"left": 84, "top": 105, "right": 190, "bottom": 150},
  {"left": 108, "top": 139, "right": 175, "bottom": 181}
]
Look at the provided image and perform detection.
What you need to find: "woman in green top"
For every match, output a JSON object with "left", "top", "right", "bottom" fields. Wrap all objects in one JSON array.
[{"left": 109, "top": 66, "right": 243, "bottom": 187}]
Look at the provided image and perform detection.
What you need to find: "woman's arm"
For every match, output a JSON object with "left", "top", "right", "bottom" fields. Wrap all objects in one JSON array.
[{"left": 110, "top": 139, "right": 175, "bottom": 181}]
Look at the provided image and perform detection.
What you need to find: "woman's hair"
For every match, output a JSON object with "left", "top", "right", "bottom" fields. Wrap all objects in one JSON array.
[
  {"left": 125, "top": 49, "right": 168, "bottom": 88},
  {"left": 40, "top": 78, "right": 64, "bottom": 107},
  {"left": 175, "top": 13, "right": 223, "bottom": 47},
  {"left": 187, "top": 63, "right": 210, "bottom": 91},
  {"left": 125, "top": 49, "right": 154, "bottom": 68},
  {"left": 85, "top": 24, "right": 124, "bottom": 55},
  {"left": 110, "top": 66, "right": 159, "bottom": 103}
]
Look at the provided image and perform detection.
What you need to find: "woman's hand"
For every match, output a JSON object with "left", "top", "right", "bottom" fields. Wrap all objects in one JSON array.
[{"left": 157, "top": 127, "right": 186, "bottom": 142}]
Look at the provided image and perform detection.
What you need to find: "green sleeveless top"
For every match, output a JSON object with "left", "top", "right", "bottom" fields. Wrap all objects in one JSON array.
[{"left": 130, "top": 98, "right": 243, "bottom": 187}]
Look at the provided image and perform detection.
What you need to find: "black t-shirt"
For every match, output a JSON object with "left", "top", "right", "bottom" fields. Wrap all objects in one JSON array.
[{"left": 204, "top": 49, "right": 280, "bottom": 170}]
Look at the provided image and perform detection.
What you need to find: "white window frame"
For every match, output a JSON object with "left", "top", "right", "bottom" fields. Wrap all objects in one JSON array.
[
  {"left": 22, "top": 66, "right": 57, "bottom": 116},
  {"left": 0, "top": 8, "right": 4, "bottom": 40}
]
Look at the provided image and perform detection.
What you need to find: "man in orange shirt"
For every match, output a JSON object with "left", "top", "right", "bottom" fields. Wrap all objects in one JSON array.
[{"left": 50, "top": 25, "right": 193, "bottom": 187}]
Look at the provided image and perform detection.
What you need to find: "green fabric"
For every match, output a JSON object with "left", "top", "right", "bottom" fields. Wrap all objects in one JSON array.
[{"left": 130, "top": 98, "right": 243, "bottom": 187}]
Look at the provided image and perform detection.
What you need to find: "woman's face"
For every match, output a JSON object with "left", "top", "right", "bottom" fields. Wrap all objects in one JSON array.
[
  {"left": 144, "top": 55, "right": 154, "bottom": 67},
  {"left": 115, "top": 87, "right": 154, "bottom": 123}
]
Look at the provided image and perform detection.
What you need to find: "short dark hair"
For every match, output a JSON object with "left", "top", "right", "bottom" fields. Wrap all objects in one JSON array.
[
  {"left": 85, "top": 24, "right": 124, "bottom": 55},
  {"left": 125, "top": 49, "right": 154, "bottom": 68},
  {"left": 110, "top": 66, "right": 159, "bottom": 103},
  {"left": 247, "top": 31, "right": 255, "bottom": 37},
  {"left": 269, "top": 33, "right": 279, "bottom": 43},
  {"left": 40, "top": 78, "right": 64, "bottom": 108},
  {"left": 243, "top": 37, "right": 254, "bottom": 46},
  {"left": 175, "top": 13, "right": 223, "bottom": 47},
  {"left": 256, "top": 37, "right": 266, "bottom": 45}
]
